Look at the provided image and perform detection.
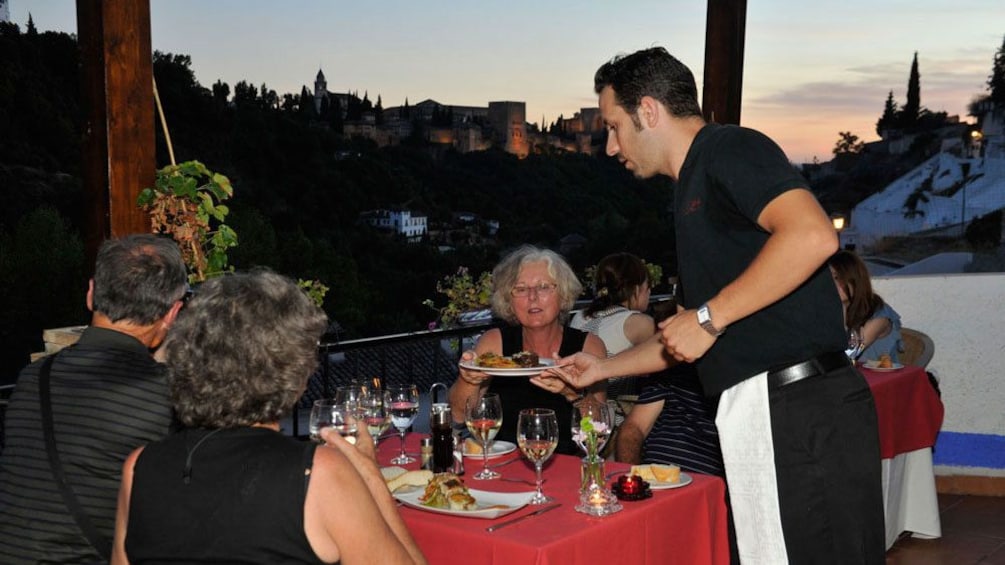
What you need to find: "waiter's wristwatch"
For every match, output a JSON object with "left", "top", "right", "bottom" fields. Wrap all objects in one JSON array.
[{"left": 697, "top": 303, "right": 725, "bottom": 337}]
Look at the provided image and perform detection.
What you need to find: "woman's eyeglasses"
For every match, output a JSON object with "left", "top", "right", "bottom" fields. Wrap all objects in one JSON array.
[{"left": 510, "top": 283, "right": 558, "bottom": 298}]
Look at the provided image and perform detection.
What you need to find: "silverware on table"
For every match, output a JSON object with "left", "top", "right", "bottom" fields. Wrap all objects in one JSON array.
[
  {"left": 499, "top": 476, "right": 537, "bottom": 486},
  {"left": 487, "top": 457, "right": 520, "bottom": 469},
  {"left": 486, "top": 503, "right": 561, "bottom": 532}
]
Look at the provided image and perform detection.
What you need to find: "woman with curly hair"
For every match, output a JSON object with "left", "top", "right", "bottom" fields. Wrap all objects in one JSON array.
[
  {"left": 828, "top": 249, "right": 903, "bottom": 362},
  {"left": 111, "top": 270, "right": 426, "bottom": 565},
  {"left": 448, "top": 245, "right": 607, "bottom": 455}
]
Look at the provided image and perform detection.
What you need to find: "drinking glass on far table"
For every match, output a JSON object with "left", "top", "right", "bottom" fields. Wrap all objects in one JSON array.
[
  {"left": 309, "top": 399, "right": 358, "bottom": 445},
  {"left": 384, "top": 384, "right": 420, "bottom": 464},
  {"left": 517, "top": 408, "right": 558, "bottom": 504},
  {"left": 465, "top": 393, "right": 503, "bottom": 480}
]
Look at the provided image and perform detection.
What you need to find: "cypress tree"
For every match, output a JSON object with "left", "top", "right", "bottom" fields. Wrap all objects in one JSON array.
[
  {"left": 900, "top": 52, "right": 921, "bottom": 129},
  {"left": 989, "top": 34, "right": 1005, "bottom": 109},
  {"left": 876, "top": 91, "right": 899, "bottom": 136}
]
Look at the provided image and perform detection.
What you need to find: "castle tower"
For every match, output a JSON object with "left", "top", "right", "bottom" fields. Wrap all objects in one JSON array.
[{"left": 314, "top": 69, "right": 327, "bottom": 114}]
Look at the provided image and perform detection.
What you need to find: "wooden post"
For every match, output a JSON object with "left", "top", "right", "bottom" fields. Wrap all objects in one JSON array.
[
  {"left": 702, "top": 0, "right": 747, "bottom": 126},
  {"left": 76, "top": 0, "right": 154, "bottom": 266}
]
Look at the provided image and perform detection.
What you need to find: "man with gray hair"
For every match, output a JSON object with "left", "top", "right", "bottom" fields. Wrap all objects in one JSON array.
[{"left": 0, "top": 234, "right": 188, "bottom": 564}]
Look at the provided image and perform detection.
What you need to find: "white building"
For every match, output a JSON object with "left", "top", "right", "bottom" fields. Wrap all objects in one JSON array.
[{"left": 358, "top": 209, "right": 427, "bottom": 242}]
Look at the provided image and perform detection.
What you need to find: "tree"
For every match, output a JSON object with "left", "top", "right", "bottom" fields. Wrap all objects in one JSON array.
[
  {"left": 989, "top": 34, "right": 1005, "bottom": 109},
  {"left": 833, "top": 131, "right": 864, "bottom": 155},
  {"left": 26, "top": 13, "right": 37, "bottom": 35},
  {"left": 374, "top": 94, "right": 384, "bottom": 125},
  {"left": 876, "top": 91, "right": 899, "bottom": 136},
  {"left": 212, "top": 79, "right": 230, "bottom": 107},
  {"left": 899, "top": 52, "right": 921, "bottom": 129}
]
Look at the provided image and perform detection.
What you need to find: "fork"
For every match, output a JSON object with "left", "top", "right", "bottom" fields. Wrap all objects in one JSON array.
[{"left": 499, "top": 476, "right": 537, "bottom": 486}]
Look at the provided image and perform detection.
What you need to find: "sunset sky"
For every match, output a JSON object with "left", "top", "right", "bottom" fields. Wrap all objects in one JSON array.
[{"left": 11, "top": 1, "right": 1004, "bottom": 164}]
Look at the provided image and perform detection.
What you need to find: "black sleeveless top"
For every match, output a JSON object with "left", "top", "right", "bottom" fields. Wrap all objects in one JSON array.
[
  {"left": 125, "top": 427, "right": 331, "bottom": 564},
  {"left": 487, "top": 325, "right": 588, "bottom": 455}
]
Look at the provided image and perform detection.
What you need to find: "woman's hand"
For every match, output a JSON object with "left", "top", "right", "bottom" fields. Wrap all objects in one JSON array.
[{"left": 458, "top": 349, "right": 491, "bottom": 386}]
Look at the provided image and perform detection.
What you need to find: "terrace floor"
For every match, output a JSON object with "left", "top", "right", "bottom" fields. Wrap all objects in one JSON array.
[{"left": 886, "top": 493, "right": 1005, "bottom": 564}]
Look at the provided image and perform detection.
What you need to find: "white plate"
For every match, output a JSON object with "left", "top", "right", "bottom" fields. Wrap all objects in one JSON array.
[
  {"left": 394, "top": 487, "right": 535, "bottom": 519},
  {"left": 649, "top": 472, "right": 693, "bottom": 490},
  {"left": 463, "top": 440, "right": 517, "bottom": 459},
  {"left": 458, "top": 358, "right": 555, "bottom": 377},
  {"left": 862, "top": 360, "right": 904, "bottom": 371}
]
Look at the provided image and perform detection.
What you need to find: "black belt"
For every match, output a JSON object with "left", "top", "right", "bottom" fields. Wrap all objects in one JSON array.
[{"left": 767, "top": 351, "right": 851, "bottom": 389}]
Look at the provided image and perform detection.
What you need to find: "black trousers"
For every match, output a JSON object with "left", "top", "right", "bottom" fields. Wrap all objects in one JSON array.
[{"left": 768, "top": 365, "right": 886, "bottom": 564}]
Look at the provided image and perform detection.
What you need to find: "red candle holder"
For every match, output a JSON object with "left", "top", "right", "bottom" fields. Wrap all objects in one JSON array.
[{"left": 613, "top": 474, "right": 652, "bottom": 501}]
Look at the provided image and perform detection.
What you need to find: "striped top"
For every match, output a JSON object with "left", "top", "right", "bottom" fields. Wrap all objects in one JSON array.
[
  {"left": 638, "top": 365, "right": 725, "bottom": 477},
  {"left": 0, "top": 327, "right": 175, "bottom": 564}
]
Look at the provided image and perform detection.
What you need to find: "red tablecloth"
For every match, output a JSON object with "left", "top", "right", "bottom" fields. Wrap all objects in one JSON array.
[
  {"left": 861, "top": 364, "right": 944, "bottom": 459},
  {"left": 379, "top": 437, "right": 730, "bottom": 565}
]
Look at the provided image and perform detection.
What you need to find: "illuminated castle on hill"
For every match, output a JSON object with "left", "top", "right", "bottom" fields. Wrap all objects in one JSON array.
[{"left": 311, "top": 68, "right": 603, "bottom": 158}]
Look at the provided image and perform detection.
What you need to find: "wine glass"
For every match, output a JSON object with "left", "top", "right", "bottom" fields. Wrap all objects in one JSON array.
[
  {"left": 465, "top": 393, "right": 503, "bottom": 480},
  {"left": 360, "top": 388, "right": 389, "bottom": 448},
  {"left": 309, "top": 399, "right": 358, "bottom": 445},
  {"left": 336, "top": 383, "right": 368, "bottom": 417},
  {"left": 571, "top": 399, "right": 613, "bottom": 456},
  {"left": 384, "top": 384, "right": 420, "bottom": 464},
  {"left": 846, "top": 327, "right": 864, "bottom": 360},
  {"left": 517, "top": 408, "right": 559, "bottom": 504}
]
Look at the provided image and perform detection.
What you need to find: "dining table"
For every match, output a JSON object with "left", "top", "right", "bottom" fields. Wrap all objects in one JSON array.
[
  {"left": 860, "top": 363, "right": 945, "bottom": 548},
  {"left": 378, "top": 435, "right": 731, "bottom": 565}
]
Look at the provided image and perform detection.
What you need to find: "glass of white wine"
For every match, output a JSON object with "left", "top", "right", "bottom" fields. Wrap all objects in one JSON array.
[
  {"left": 360, "top": 388, "right": 389, "bottom": 448},
  {"left": 518, "top": 408, "right": 559, "bottom": 504},
  {"left": 465, "top": 393, "right": 503, "bottom": 480}
]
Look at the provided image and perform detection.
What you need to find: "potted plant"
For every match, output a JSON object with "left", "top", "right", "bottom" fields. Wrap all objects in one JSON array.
[{"left": 423, "top": 267, "right": 493, "bottom": 328}]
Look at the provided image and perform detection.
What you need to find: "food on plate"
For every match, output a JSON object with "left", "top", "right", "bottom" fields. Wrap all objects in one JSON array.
[
  {"left": 631, "top": 463, "right": 680, "bottom": 484},
  {"left": 878, "top": 354, "right": 893, "bottom": 369},
  {"left": 419, "top": 472, "right": 477, "bottom": 510},
  {"left": 475, "top": 351, "right": 541, "bottom": 369},
  {"left": 464, "top": 438, "right": 483, "bottom": 454},
  {"left": 382, "top": 467, "right": 433, "bottom": 493}
]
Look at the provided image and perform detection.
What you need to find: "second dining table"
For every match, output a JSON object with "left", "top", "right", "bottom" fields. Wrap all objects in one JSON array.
[{"left": 377, "top": 434, "right": 731, "bottom": 565}]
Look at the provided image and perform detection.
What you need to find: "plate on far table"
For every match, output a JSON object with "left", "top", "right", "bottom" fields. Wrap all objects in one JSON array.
[
  {"left": 463, "top": 440, "right": 517, "bottom": 459},
  {"left": 394, "top": 488, "right": 535, "bottom": 519},
  {"left": 649, "top": 472, "right": 693, "bottom": 490},
  {"left": 458, "top": 358, "right": 555, "bottom": 377},
  {"left": 862, "top": 360, "right": 905, "bottom": 371}
]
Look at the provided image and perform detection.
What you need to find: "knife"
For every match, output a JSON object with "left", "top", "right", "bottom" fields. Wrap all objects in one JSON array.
[{"left": 485, "top": 503, "right": 561, "bottom": 532}]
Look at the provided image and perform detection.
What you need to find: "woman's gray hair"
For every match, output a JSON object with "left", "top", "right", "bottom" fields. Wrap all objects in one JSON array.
[
  {"left": 164, "top": 269, "right": 328, "bottom": 428},
  {"left": 490, "top": 245, "right": 582, "bottom": 325}
]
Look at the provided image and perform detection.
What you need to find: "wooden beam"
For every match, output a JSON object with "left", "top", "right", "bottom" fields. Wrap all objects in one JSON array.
[
  {"left": 702, "top": 0, "right": 747, "bottom": 125},
  {"left": 76, "top": 0, "right": 154, "bottom": 264}
]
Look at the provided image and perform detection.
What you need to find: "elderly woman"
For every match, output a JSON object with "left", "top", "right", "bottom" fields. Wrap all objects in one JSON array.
[
  {"left": 448, "top": 245, "right": 606, "bottom": 455},
  {"left": 828, "top": 250, "right": 903, "bottom": 362},
  {"left": 111, "top": 270, "right": 426, "bottom": 565}
]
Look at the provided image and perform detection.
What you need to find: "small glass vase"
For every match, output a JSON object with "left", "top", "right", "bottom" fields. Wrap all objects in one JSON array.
[{"left": 575, "top": 455, "right": 622, "bottom": 516}]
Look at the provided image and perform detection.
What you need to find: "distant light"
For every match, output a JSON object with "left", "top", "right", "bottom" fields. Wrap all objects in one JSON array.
[
  {"left": 971, "top": 130, "right": 984, "bottom": 141},
  {"left": 831, "top": 213, "right": 846, "bottom": 232}
]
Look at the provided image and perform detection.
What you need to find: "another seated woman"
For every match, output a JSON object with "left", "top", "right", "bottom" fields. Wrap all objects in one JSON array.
[
  {"left": 569, "top": 252, "right": 655, "bottom": 425},
  {"left": 448, "top": 245, "right": 606, "bottom": 455},
  {"left": 112, "top": 270, "right": 427, "bottom": 565},
  {"left": 828, "top": 249, "right": 903, "bottom": 362}
]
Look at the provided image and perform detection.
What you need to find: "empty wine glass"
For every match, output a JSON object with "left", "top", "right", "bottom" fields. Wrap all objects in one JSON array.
[
  {"left": 309, "top": 399, "right": 358, "bottom": 445},
  {"left": 336, "top": 383, "right": 368, "bottom": 417},
  {"left": 465, "top": 393, "right": 503, "bottom": 480},
  {"left": 360, "top": 389, "right": 389, "bottom": 448},
  {"left": 571, "top": 399, "right": 612, "bottom": 456},
  {"left": 384, "top": 384, "right": 419, "bottom": 464},
  {"left": 517, "top": 408, "right": 559, "bottom": 504}
]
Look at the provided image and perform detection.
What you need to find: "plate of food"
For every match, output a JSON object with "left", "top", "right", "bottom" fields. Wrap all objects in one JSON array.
[
  {"left": 462, "top": 439, "right": 517, "bottom": 459},
  {"left": 459, "top": 351, "right": 555, "bottom": 377},
  {"left": 392, "top": 472, "right": 534, "bottom": 519},
  {"left": 862, "top": 356, "right": 904, "bottom": 371},
  {"left": 629, "top": 464, "right": 693, "bottom": 490}
]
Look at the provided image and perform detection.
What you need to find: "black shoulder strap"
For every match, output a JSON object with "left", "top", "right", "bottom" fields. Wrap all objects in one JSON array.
[{"left": 39, "top": 354, "right": 112, "bottom": 559}]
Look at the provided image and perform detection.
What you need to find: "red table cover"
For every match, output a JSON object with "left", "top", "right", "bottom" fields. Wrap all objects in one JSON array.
[
  {"left": 379, "top": 437, "right": 730, "bottom": 565},
  {"left": 861, "top": 364, "right": 944, "bottom": 459}
]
